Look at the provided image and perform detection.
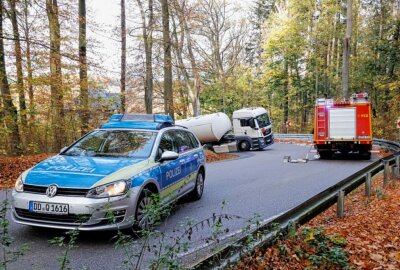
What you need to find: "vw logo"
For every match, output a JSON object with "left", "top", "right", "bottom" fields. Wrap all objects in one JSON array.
[{"left": 46, "top": 184, "right": 58, "bottom": 198}]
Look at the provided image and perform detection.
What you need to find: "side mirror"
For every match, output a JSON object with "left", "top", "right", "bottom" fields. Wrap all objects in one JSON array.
[
  {"left": 60, "top": 147, "right": 67, "bottom": 153},
  {"left": 159, "top": 151, "right": 179, "bottom": 162}
]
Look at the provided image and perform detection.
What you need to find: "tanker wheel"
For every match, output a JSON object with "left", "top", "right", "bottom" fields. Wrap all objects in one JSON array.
[{"left": 238, "top": 140, "right": 251, "bottom": 151}]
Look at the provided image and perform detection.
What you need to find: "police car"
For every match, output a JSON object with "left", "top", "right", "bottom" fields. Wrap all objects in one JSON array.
[{"left": 12, "top": 114, "right": 206, "bottom": 231}]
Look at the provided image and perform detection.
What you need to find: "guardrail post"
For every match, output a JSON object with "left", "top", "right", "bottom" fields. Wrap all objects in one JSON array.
[
  {"left": 365, "top": 172, "right": 372, "bottom": 197},
  {"left": 392, "top": 166, "right": 397, "bottom": 181},
  {"left": 383, "top": 160, "right": 389, "bottom": 186},
  {"left": 337, "top": 190, "right": 345, "bottom": 218}
]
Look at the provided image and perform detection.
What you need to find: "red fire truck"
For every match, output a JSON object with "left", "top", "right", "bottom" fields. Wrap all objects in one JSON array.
[{"left": 313, "top": 93, "right": 373, "bottom": 159}]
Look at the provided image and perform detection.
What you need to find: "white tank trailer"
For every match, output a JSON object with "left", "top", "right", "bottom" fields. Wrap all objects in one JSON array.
[{"left": 176, "top": 108, "right": 274, "bottom": 152}]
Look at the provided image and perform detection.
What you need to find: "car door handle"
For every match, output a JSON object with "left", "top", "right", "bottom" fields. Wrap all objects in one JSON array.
[
  {"left": 193, "top": 154, "right": 198, "bottom": 158},
  {"left": 180, "top": 159, "right": 186, "bottom": 164}
]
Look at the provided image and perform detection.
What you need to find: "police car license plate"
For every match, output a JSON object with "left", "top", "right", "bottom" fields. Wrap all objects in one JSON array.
[{"left": 29, "top": 201, "right": 69, "bottom": 215}]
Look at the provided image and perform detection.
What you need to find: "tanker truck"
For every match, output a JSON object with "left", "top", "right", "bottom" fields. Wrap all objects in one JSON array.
[{"left": 176, "top": 107, "right": 274, "bottom": 152}]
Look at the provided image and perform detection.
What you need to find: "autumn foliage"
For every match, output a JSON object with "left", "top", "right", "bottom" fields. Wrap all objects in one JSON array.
[{"left": 235, "top": 175, "right": 400, "bottom": 269}]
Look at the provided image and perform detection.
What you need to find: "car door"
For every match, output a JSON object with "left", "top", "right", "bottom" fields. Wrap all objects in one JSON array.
[
  {"left": 158, "top": 131, "right": 186, "bottom": 202},
  {"left": 172, "top": 130, "right": 199, "bottom": 195}
]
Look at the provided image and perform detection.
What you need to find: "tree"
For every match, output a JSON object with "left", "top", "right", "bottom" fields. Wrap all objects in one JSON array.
[
  {"left": 342, "top": 0, "right": 352, "bottom": 99},
  {"left": 8, "top": 0, "right": 28, "bottom": 131},
  {"left": 120, "top": 0, "right": 126, "bottom": 113},
  {"left": 22, "top": 0, "right": 34, "bottom": 121},
  {"left": 79, "top": 0, "right": 89, "bottom": 135},
  {"left": 161, "top": 0, "right": 174, "bottom": 119},
  {"left": 0, "top": 0, "right": 20, "bottom": 154},
  {"left": 46, "top": 0, "right": 64, "bottom": 151},
  {"left": 137, "top": 0, "right": 154, "bottom": 114}
]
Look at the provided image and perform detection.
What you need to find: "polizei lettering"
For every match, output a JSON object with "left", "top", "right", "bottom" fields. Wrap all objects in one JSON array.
[{"left": 166, "top": 166, "right": 181, "bottom": 179}]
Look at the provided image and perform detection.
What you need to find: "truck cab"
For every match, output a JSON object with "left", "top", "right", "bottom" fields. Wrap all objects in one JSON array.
[{"left": 232, "top": 107, "right": 274, "bottom": 151}]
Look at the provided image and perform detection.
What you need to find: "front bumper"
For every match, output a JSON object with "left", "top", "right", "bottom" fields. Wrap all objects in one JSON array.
[{"left": 11, "top": 188, "right": 140, "bottom": 231}]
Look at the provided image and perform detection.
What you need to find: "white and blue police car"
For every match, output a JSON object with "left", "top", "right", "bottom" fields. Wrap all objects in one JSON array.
[{"left": 12, "top": 114, "right": 206, "bottom": 231}]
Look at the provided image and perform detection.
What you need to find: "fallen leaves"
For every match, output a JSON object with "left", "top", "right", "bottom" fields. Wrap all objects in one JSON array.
[
  {"left": 235, "top": 175, "right": 400, "bottom": 269},
  {"left": 0, "top": 154, "right": 54, "bottom": 189},
  {"left": 204, "top": 150, "right": 238, "bottom": 163}
]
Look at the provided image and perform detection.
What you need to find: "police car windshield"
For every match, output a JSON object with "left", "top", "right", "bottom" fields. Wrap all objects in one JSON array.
[
  {"left": 256, "top": 113, "right": 270, "bottom": 128},
  {"left": 63, "top": 130, "right": 156, "bottom": 158}
]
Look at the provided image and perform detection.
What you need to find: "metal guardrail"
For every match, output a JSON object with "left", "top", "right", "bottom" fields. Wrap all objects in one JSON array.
[
  {"left": 275, "top": 133, "right": 313, "bottom": 140},
  {"left": 192, "top": 137, "right": 400, "bottom": 269}
]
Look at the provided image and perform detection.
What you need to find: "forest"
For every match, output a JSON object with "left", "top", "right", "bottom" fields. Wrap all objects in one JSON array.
[{"left": 0, "top": 0, "right": 399, "bottom": 156}]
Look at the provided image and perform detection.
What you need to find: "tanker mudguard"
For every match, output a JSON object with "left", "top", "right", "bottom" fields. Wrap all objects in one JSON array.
[{"left": 101, "top": 114, "right": 174, "bottom": 130}]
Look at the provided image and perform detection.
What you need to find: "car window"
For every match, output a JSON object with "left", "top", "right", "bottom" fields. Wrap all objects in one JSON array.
[
  {"left": 63, "top": 130, "right": 156, "bottom": 158},
  {"left": 186, "top": 131, "right": 200, "bottom": 148},
  {"left": 158, "top": 132, "right": 177, "bottom": 153},
  {"left": 173, "top": 130, "right": 195, "bottom": 153}
]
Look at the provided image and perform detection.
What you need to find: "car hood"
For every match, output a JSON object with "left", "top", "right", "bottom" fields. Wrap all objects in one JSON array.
[{"left": 24, "top": 155, "right": 149, "bottom": 188}]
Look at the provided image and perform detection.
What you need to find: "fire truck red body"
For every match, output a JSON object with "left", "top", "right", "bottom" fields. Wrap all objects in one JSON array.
[{"left": 313, "top": 93, "right": 373, "bottom": 159}]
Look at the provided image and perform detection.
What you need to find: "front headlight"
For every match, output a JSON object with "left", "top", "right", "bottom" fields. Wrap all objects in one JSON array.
[
  {"left": 86, "top": 180, "right": 130, "bottom": 198},
  {"left": 15, "top": 175, "right": 24, "bottom": 192}
]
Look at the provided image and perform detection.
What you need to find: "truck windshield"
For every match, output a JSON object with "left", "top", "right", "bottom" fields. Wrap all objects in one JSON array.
[
  {"left": 256, "top": 113, "right": 270, "bottom": 128},
  {"left": 62, "top": 130, "right": 156, "bottom": 158}
]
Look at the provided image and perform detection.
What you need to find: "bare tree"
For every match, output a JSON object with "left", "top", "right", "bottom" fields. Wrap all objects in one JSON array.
[
  {"left": 161, "top": 0, "right": 174, "bottom": 119},
  {"left": 196, "top": 0, "right": 247, "bottom": 111},
  {"left": 172, "top": 0, "right": 202, "bottom": 116},
  {"left": 46, "top": 0, "right": 64, "bottom": 151},
  {"left": 120, "top": 0, "right": 126, "bottom": 113},
  {"left": 0, "top": 0, "right": 20, "bottom": 154},
  {"left": 79, "top": 0, "right": 89, "bottom": 134}
]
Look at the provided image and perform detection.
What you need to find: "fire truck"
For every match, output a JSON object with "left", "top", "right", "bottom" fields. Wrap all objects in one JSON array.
[{"left": 313, "top": 93, "right": 373, "bottom": 159}]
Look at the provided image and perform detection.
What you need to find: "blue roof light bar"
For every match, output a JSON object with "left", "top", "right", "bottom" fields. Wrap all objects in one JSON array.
[{"left": 100, "top": 114, "right": 174, "bottom": 130}]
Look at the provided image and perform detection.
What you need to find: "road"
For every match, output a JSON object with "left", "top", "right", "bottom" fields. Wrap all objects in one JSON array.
[{"left": 1, "top": 143, "right": 376, "bottom": 269}]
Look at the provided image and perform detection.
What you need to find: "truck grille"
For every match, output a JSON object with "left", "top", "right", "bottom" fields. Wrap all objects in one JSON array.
[
  {"left": 15, "top": 208, "right": 91, "bottom": 224},
  {"left": 23, "top": 184, "right": 89, "bottom": 197}
]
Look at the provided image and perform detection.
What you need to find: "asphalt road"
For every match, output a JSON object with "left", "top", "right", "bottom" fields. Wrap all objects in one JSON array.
[{"left": 1, "top": 143, "right": 377, "bottom": 269}]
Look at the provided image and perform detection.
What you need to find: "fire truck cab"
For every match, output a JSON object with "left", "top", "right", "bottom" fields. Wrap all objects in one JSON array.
[{"left": 313, "top": 93, "right": 372, "bottom": 159}]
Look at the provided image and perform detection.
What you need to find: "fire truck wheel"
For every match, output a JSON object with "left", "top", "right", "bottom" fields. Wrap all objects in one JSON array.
[
  {"left": 319, "top": 151, "right": 332, "bottom": 159},
  {"left": 360, "top": 151, "right": 371, "bottom": 160},
  {"left": 238, "top": 140, "right": 251, "bottom": 151}
]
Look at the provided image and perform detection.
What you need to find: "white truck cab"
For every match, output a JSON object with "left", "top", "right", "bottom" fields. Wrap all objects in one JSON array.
[{"left": 232, "top": 107, "right": 273, "bottom": 151}]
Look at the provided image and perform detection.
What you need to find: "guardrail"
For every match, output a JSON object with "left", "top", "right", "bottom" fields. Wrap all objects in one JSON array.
[
  {"left": 275, "top": 133, "right": 313, "bottom": 140},
  {"left": 191, "top": 137, "right": 400, "bottom": 269}
]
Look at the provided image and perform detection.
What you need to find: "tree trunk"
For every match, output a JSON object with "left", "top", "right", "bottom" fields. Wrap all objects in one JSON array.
[
  {"left": 120, "top": 0, "right": 126, "bottom": 113},
  {"left": 22, "top": 0, "right": 34, "bottom": 121},
  {"left": 283, "top": 59, "right": 289, "bottom": 132},
  {"left": 342, "top": 0, "right": 352, "bottom": 99},
  {"left": 0, "top": 0, "right": 20, "bottom": 154},
  {"left": 161, "top": 0, "right": 174, "bottom": 119},
  {"left": 9, "top": 0, "right": 28, "bottom": 133},
  {"left": 46, "top": 0, "right": 64, "bottom": 152},
  {"left": 79, "top": 0, "right": 89, "bottom": 135}
]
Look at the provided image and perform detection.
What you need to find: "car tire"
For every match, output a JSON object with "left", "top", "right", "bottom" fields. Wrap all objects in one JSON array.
[
  {"left": 133, "top": 189, "right": 155, "bottom": 231},
  {"left": 238, "top": 140, "right": 251, "bottom": 151},
  {"left": 188, "top": 171, "right": 205, "bottom": 201}
]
